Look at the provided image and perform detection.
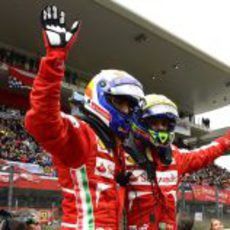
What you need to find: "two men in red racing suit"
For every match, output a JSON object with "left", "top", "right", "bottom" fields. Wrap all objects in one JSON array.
[{"left": 25, "top": 5, "right": 230, "bottom": 230}]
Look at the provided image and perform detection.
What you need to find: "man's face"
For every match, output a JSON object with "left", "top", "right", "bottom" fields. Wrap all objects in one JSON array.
[
  {"left": 145, "top": 117, "right": 170, "bottom": 131},
  {"left": 108, "top": 95, "right": 137, "bottom": 115}
]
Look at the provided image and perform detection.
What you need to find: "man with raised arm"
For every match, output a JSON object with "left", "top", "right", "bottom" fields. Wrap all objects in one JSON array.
[{"left": 25, "top": 5, "right": 144, "bottom": 230}]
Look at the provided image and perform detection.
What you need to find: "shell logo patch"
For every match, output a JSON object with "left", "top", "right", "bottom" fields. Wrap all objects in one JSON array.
[{"left": 95, "top": 157, "right": 115, "bottom": 179}]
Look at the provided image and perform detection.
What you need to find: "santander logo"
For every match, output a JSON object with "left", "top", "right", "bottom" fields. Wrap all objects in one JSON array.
[
  {"left": 156, "top": 170, "right": 178, "bottom": 186},
  {"left": 128, "top": 170, "right": 150, "bottom": 185}
]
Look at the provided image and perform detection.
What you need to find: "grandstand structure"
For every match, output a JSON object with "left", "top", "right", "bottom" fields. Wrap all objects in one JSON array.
[
  {"left": 0, "top": 0, "right": 230, "bottom": 227},
  {"left": 1, "top": 0, "right": 230, "bottom": 113}
]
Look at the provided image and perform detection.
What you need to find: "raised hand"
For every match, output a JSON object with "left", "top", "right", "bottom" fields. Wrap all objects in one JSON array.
[{"left": 41, "top": 5, "right": 81, "bottom": 52}]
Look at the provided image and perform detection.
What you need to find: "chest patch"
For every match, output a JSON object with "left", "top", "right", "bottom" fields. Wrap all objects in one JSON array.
[
  {"left": 95, "top": 157, "right": 115, "bottom": 179},
  {"left": 156, "top": 170, "right": 178, "bottom": 186},
  {"left": 128, "top": 169, "right": 152, "bottom": 186}
]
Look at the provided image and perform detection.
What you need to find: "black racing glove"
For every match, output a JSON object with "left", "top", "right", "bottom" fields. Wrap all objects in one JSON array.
[
  {"left": 158, "top": 146, "right": 172, "bottom": 165},
  {"left": 41, "top": 5, "right": 81, "bottom": 54}
]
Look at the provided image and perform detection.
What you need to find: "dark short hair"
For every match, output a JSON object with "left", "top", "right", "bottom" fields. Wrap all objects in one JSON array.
[
  {"left": 0, "top": 209, "right": 12, "bottom": 220},
  {"left": 25, "top": 218, "right": 39, "bottom": 225}
]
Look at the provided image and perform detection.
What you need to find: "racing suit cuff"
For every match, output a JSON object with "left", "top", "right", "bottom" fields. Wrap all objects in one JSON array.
[
  {"left": 46, "top": 48, "right": 67, "bottom": 60},
  {"left": 38, "top": 49, "right": 66, "bottom": 82}
]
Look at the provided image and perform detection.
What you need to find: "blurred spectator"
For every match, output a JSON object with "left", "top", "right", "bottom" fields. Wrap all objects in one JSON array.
[
  {"left": 188, "top": 113, "right": 194, "bottom": 123},
  {"left": 202, "top": 117, "right": 210, "bottom": 128},
  {"left": 0, "top": 219, "right": 27, "bottom": 230},
  {"left": 0, "top": 209, "right": 12, "bottom": 221},
  {"left": 177, "top": 213, "right": 194, "bottom": 230},
  {"left": 25, "top": 219, "right": 41, "bottom": 230},
  {"left": 210, "top": 218, "right": 224, "bottom": 230},
  {"left": 16, "top": 209, "right": 41, "bottom": 230},
  {"left": 0, "top": 209, "right": 27, "bottom": 230}
]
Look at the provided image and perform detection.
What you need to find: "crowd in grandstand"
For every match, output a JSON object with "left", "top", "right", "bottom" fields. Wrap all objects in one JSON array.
[
  {"left": 0, "top": 104, "right": 229, "bottom": 189},
  {"left": 0, "top": 105, "right": 53, "bottom": 173},
  {"left": 182, "top": 164, "right": 230, "bottom": 189}
]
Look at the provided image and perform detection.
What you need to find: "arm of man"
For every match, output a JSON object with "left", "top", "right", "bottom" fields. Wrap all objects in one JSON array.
[
  {"left": 25, "top": 5, "right": 94, "bottom": 168},
  {"left": 177, "top": 130, "right": 230, "bottom": 174}
]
